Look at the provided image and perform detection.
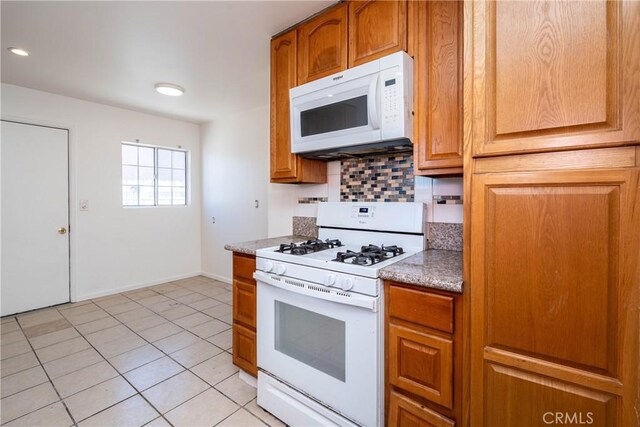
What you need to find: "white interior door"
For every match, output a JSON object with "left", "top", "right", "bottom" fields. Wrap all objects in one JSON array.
[{"left": 1, "top": 120, "right": 70, "bottom": 316}]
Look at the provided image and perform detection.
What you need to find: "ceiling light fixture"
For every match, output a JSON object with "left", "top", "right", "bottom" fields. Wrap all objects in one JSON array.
[
  {"left": 8, "top": 47, "right": 29, "bottom": 57},
  {"left": 155, "top": 83, "right": 184, "bottom": 96}
]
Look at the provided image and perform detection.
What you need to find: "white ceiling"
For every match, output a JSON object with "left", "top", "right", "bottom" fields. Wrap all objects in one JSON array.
[{"left": 1, "top": 1, "right": 334, "bottom": 123}]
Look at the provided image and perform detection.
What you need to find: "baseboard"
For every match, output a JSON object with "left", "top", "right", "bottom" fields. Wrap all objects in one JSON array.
[
  {"left": 74, "top": 271, "right": 202, "bottom": 302},
  {"left": 200, "top": 271, "right": 232, "bottom": 285},
  {"left": 239, "top": 369, "right": 257, "bottom": 388}
]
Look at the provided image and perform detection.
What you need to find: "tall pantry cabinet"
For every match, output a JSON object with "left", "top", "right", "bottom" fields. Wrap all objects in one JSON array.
[{"left": 465, "top": 1, "right": 640, "bottom": 426}]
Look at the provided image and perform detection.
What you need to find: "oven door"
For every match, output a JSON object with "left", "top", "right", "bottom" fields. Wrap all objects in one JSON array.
[{"left": 256, "top": 272, "right": 381, "bottom": 427}]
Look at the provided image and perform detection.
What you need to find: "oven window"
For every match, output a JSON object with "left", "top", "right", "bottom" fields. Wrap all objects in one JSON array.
[
  {"left": 300, "top": 95, "right": 368, "bottom": 137},
  {"left": 274, "top": 301, "right": 346, "bottom": 382}
]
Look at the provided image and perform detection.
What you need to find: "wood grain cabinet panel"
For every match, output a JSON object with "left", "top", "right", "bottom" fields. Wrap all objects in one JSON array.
[
  {"left": 232, "top": 253, "right": 256, "bottom": 282},
  {"left": 485, "top": 364, "right": 616, "bottom": 427},
  {"left": 232, "top": 279, "right": 256, "bottom": 329},
  {"left": 470, "top": 0, "right": 640, "bottom": 157},
  {"left": 484, "top": 183, "right": 620, "bottom": 374},
  {"left": 388, "top": 391, "right": 455, "bottom": 427},
  {"left": 386, "top": 282, "right": 463, "bottom": 425},
  {"left": 389, "top": 324, "right": 453, "bottom": 409},
  {"left": 348, "top": 0, "right": 407, "bottom": 67},
  {"left": 297, "top": 4, "right": 348, "bottom": 84},
  {"left": 389, "top": 285, "right": 454, "bottom": 334},
  {"left": 232, "top": 252, "right": 258, "bottom": 377},
  {"left": 470, "top": 168, "right": 640, "bottom": 426},
  {"left": 232, "top": 322, "right": 257, "bottom": 377},
  {"left": 410, "top": 0, "right": 463, "bottom": 175},
  {"left": 270, "top": 30, "right": 327, "bottom": 184}
]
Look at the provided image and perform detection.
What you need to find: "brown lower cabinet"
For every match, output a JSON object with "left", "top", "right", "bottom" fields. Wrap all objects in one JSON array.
[
  {"left": 385, "top": 281, "right": 463, "bottom": 426},
  {"left": 469, "top": 162, "right": 640, "bottom": 426},
  {"left": 232, "top": 252, "right": 258, "bottom": 376}
]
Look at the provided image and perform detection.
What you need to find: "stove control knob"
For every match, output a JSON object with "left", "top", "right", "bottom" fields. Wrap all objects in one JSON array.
[
  {"left": 275, "top": 264, "right": 286, "bottom": 275},
  {"left": 341, "top": 278, "right": 354, "bottom": 291},
  {"left": 325, "top": 274, "right": 337, "bottom": 287},
  {"left": 264, "top": 261, "right": 274, "bottom": 273}
]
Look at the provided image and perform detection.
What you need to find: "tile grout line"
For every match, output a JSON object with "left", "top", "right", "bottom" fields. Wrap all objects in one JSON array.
[
  {"left": 82, "top": 277, "right": 234, "bottom": 424},
  {"left": 114, "top": 279, "right": 244, "bottom": 423},
  {"left": 58, "top": 300, "right": 177, "bottom": 426},
  {"left": 11, "top": 317, "right": 79, "bottom": 427},
  {"left": 3, "top": 276, "right": 235, "bottom": 427}
]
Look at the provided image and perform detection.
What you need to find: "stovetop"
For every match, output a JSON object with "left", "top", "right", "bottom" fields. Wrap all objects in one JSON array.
[
  {"left": 257, "top": 238, "right": 419, "bottom": 280},
  {"left": 274, "top": 239, "right": 406, "bottom": 266}
]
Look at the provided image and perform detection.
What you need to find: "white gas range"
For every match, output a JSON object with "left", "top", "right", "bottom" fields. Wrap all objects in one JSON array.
[{"left": 254, "top": 202, "right": 426, "bottom": 427}]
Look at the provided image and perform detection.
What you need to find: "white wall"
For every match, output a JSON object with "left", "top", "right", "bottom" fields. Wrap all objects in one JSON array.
[
  {"left": 415, "top": 176, "right": 463, "bottom": 224},
  {"left": 200, "top": 105, "right": 270, "bottom": 282},
  {"left": 1, "top": 83, "right": 202, "bottom": 301},
  {"left": 266, "top": 161, "right": 339, "bottom": 237}
]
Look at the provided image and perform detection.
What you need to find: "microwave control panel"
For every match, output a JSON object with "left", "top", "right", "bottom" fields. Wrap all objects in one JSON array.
[
  {"left": 379, "top": 58, "right": 412, "bottom": 141},
  {"left": 382, "top": 77, "right": 400, "bottom": 126}
]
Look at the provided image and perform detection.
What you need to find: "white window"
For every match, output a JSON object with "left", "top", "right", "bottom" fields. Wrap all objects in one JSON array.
[{"left": 122, "top": 143, "right": 187, "bottom": 207}]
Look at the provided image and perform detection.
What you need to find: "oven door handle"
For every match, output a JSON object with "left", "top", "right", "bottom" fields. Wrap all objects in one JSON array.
[{"left": 254, "top": 271, "right": 378, "bottom": 312}]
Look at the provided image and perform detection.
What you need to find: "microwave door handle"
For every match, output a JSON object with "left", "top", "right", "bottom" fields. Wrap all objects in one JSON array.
[{"left": 367, "top": 74, "right": 380, "bottom": 130}]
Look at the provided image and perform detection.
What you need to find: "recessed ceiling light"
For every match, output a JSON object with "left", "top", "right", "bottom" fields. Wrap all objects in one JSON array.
[
  {"left": 8, "top": 47, "right": 29, "bottom": 57},
  {"left": 155, "top": 83, "right": 184, "bottom": 96}
]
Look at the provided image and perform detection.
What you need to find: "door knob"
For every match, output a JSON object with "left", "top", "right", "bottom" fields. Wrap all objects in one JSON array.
[{"left": 57, "top": 227, "right": 67, "bottom": 235}]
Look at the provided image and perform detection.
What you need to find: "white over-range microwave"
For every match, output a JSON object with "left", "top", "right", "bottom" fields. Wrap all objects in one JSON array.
[{"left": 290, "top": 51, "right": 413, "bottom": 159}]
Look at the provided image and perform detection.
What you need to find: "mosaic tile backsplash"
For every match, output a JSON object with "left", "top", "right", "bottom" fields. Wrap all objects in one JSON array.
[
  {"left": 340, "top": 153, "right": 414, "bottom": 202},
  {"left": 298, "top": 197, "right": 328, "bottom": 204}
]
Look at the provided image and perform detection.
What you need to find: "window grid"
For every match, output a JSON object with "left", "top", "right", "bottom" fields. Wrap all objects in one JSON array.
[{"left": 122, "top": 143, "right": 188, "bottom": 207}]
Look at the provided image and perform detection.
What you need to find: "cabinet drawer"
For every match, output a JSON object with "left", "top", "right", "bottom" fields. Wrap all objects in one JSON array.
[
  {"left": 233, "top": 253, "right": 256, "bottom": 282},
  {"left": 389, "top": 285, "right": 454, "bottom": 333},
  {"left": 232, "top": 322, "right": 257, "bottom": 377},
  {"left": 389, "top": 323, "right": 453, "bottom": 409},
  {"left": 233, "top": 279, "right": 256, "bottom": 329},
  {"left": 388, "top": 390, "right": 455, "bottom": 427}
]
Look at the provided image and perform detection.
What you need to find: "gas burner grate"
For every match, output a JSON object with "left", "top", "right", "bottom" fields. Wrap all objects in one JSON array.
[
  {"left": 333, "top": 244, "right": 404, "bottom": 266},
  {"left": 275, "top": 238, "right": 343, "bottom": 255}
]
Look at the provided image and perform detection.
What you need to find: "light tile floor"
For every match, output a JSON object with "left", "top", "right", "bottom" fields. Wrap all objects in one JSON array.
[{"left": 0, "top": 276, "right": 284, "bottom": 427}]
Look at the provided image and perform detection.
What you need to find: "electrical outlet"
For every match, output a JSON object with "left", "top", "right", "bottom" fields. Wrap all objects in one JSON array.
[{"left": 79, "top": 200, "right": 89, "bottom": 211}]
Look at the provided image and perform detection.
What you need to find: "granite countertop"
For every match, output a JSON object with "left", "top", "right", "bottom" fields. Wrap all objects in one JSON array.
[
  {"left": 224, "top": 235, "right": 313, "bottom": 256},
  {"left": 379, "top": 250, "right": 463, "bottom": 293}
]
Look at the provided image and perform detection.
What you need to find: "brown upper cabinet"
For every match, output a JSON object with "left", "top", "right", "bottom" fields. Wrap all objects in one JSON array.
[
  {"left": 469, "top": 0, "right": 640, "bottom": 157},
  {"left": 411, "top": 0, "right": 463, "bottom": 176},
  {"left": 270, "top": 30, "right": 327, "bottom": 183},
  {"left": 348, "top": 0, "right": 407, "bottom": 67},
  {"left": 297, "top": 3, "right": 348, "bottom": 85},
  {"left": 271, "top": 0, "right": 465, "bottom": 182}
]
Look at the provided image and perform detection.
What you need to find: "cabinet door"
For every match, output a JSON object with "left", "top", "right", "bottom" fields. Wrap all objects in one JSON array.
[
  {"left": 348, "top": 0, "right": 407, "bottom": 67},
  {"left": 297, "top": 4, "right": 347, "bottom": 84},
  {"left": 470, "top": 168, "right": 640, "bottom": 426},
  {"left": 411, "top": 1, "right": 462, "bottom": 175},
  {"left": 388, "top": 391, "right": 455, "bottom": 427},
  {"left": 389, "top": 324, "right": 453, "bottom": 409},
  {"left": 233, "top": 279, "right": 256, "bottom": 329},
  {"left": 232, "top": 322, "right": 257, "bottom": 377},
  {"left": 232, "top": 252, "right": 255, "bottom": 282},
  {"left": 270, "top": 31, "right": 327, "bottom": 183},
  {"left": 469, "top": 0, "right": 640, "bottom": 157},
  {"left": 270, "top": 30, "right": 299, "bottom": 181}
]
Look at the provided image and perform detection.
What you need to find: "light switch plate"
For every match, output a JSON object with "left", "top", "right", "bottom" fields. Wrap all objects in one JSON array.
[{"left": 79, "top": 200, "right": 89, "bottom": 211}]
